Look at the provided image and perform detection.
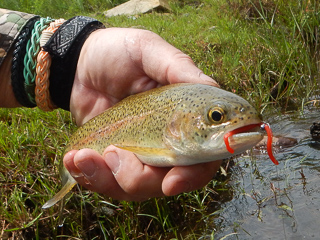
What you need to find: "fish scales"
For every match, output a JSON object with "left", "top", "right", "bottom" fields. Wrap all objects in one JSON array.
[{"left": 67, "top": 84, "right": 185, "bottom": 154}]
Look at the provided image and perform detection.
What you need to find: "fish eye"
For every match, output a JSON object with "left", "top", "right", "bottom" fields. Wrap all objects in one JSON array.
[{"left": 208, "top": 107, "right": 225, "bottom": 124}]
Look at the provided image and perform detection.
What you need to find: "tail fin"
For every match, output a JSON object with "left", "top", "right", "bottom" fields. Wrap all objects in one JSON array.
[{"left": 42, "top": 177, "right": 77, "bottom": 209}]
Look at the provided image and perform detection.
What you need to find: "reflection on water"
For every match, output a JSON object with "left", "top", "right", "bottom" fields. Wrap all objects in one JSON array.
[{"left": 212, "top": 109, "right": 320, "bottom": 239}]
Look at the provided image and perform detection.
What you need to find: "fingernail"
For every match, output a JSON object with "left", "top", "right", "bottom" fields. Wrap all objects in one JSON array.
[
  {"left": 76, "top": 159, "right": 97, "bottom": 178},
  {"left": 105, "top": 152, "right": 120, "bottom": 175},
  {"left": 199, "top": 73, "right": 220, "bottom": 87}
]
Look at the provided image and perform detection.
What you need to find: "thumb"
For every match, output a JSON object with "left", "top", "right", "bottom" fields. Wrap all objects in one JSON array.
[{"left": 166, "top": 55, "right": 220, "bottom": 87}]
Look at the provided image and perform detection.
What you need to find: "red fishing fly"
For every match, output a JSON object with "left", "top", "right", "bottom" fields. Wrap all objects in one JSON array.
[{"left": 224, "top": 122, "right": 279, "bottom": 165}]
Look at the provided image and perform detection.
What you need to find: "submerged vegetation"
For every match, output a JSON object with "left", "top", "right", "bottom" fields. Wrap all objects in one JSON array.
[{"left": 0, "top": 0, "right": 319, "bottom": 239}]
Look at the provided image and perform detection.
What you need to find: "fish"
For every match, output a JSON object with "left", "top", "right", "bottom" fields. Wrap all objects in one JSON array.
[{"left": 42, "top": 83, "right": 276, "bottom": 209}]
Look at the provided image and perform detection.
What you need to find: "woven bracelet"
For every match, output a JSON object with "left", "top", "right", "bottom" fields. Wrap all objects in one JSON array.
[
  {"left": 43, "top": 16, "right": 105, "bottom": 111},
  {"left": 11, "top": 16, "right": 40, "bottom": 108},
  {"left": 23, "top": 17, "right": 54, "bottom": 105},
  {"left": 35, "top": 19, "right": 66, "bottom": 111}
]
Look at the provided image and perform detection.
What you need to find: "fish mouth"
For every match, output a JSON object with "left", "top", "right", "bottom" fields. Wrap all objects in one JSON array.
[{"left": 224, "top": 123, "right": 264, "bottom": 154}]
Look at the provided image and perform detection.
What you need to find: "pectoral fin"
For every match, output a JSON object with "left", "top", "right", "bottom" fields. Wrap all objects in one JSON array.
[{"left": 42, "top": 178, "right": 77, "bottom": 209}]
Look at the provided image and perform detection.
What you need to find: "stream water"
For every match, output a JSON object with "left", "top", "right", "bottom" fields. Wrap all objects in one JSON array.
[{"left": 211, "top": 108, "right": 320, "bottom": 239}]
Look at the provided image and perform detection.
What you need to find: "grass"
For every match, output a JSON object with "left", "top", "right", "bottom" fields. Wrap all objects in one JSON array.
[{"left": 0, "top": 0, "right": 319, "bottom": 239}]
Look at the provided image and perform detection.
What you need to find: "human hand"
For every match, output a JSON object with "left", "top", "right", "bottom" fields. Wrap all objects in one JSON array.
[{"left": 64, "top": 28, "right": 221, "bottom": 201}]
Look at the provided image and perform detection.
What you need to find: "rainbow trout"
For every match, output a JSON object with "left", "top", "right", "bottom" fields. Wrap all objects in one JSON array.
[{"left": 43, "top": 83, "right": 267, "bottom": 209}]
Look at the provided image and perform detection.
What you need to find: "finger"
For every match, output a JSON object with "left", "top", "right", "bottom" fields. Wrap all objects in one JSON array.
[
  {"left": 64, "top": 149, "right": 138, "bottom": 201},
  {"left": 103, "top": 145, "right": 171, "bottom": 199},
  {"left": 64, "top": 149, "right": 123, "bottom": 195},
  {"left": 162, "top": 160, "right": 222, "bottom": 196},
  {"left": 63, "top": 150, "right": 82, "bottom": 177}
]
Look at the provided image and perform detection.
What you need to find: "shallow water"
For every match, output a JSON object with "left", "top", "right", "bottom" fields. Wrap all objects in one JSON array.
[{"left": 212, "top": 109, "right": 320, "bottom": 239}]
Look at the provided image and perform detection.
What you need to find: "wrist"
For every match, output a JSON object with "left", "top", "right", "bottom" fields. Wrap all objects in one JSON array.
[
  {"left": 0, "top": 50, "right": 22, "bottom": 108},
  {"left": 43, "top": 16, "right": 105, "bottom": 111}
]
